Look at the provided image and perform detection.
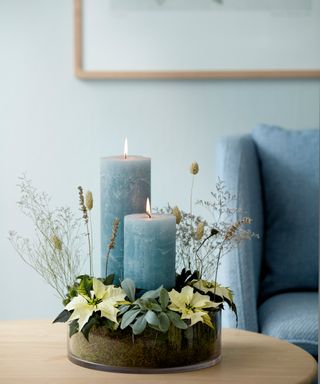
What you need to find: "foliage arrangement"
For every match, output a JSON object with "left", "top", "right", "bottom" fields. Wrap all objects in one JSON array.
[
  {"left": 53, "top": 271, "right": 234, "bottom": 340},
  {"left": 10, "top": 162, "right": 257, "bottom": 340}
]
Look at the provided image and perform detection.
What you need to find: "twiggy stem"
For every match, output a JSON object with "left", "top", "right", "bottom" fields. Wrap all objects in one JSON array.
[
  {"left": 89, "top": 211, "right": 93, "bottom": 275},
  {"left": 190, "top": 175, "right": 195, "bottom": 215},
  {"left": 213, "top": 244, "right": 224, "bottom": 301},
  {"left": 105, "top": 248, "right": 111, "bottom": 276},
  {"left": 86, "top": 220, "right": 92, "bottom": 276}
]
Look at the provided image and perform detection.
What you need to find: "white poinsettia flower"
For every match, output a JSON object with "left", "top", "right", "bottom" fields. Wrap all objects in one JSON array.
[
  {"left": 65, "top": 278, "right": 127, "bottom": 331},
  {"left": 192, "top": 279, "right": 234, "bottom": 303},
  {"left": 168, "top": 285, "right": 219, "bottom": 327}
]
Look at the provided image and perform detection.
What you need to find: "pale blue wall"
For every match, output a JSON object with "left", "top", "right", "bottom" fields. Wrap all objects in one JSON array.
[{"left": 0, "top": 0, "right": 319, "bottom": 320}]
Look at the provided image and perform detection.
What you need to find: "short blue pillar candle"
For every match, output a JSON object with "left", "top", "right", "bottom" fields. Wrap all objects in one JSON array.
[
  {"left": 100, "top": 156, "right": 151, "bottom": 281},
  {"left": 124, "top": 213, "right": 176, "bottom": 291}
]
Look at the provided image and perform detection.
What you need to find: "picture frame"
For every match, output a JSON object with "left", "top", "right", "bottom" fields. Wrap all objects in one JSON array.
[{"left": 75, "top": 0, "right": 320, "bottom": 79}]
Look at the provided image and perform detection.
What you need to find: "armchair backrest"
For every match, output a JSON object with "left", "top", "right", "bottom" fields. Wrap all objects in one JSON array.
[
  {"left": 252, "top": 125, "right": 319, "bottom": 302},
  {"left": 217, "top": 134, "right": 264, "bottom": 331}
]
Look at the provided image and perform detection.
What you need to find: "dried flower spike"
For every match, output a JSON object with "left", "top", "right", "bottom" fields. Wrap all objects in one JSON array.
[
  {"left": 51, "top": 235, "right": 62, "bottom": 251},
  {"left": 85, "top": 191, "right": 93, "bottom": 211},
  {"left": 190, "top": 162, "right": 199, "bottom": 175},
  {"left": 108, "top": 218, "right": 120, "bottom": 251},
  {"left": 172, "top": 206, "right": 182, "bottom": 224},
  {"left": 78, "top": 186, "right": 88, "bottom": 223},
  {"left": 224, "top": 217, "right": 252, "bottom": 241},
  {"left": 195, "top": 222, "right": 205, "bottom": 240}
]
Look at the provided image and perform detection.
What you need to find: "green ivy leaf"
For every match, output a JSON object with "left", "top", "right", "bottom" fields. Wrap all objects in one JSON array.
[
  {"left": 159, "top": 288, "right": 169, "bottom": 310},
  {"left": 132, "top": 315, "right": 147, "bottom": 335},
  {"left": 158, "top": 312, "right": 170, "bottom": 332},
  {"left": 145, "top": 310, "right": 159, "bottom": 326},
  {"left": 69, "top": 319, "right": 79, "bottom": 337},
  {"left": 121, "top": 278, "right": 136, "bottom": 302},
  {"left": 53, "top": 309, "right": 71, "bottom": 323},
  {"left": 167, "top": 311, "right": 188, "bottom": 330},
  {"left": 120, "top": 308, "right": 141, "bottom": 330}
]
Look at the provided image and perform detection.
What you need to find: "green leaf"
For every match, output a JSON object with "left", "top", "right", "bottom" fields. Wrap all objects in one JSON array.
[
  {"left": 159, "top": 288, "right": 169, "bottom": 310},
  {"left": 121, "top": 278, "right": 136, "bottom": 302},
  {"left": 140, "top": 286, "right": 163, "bottom": 300},
  {"left": 150, "top": 302, "right": 162, "bottom": 312},
  {"left": 77, "top": 276, "right": 92, "bottom": 298},
  {"left": 120, "top": 308, "right": 141, "bottom": 330},
  {"left": 53, "top": 309, "right": 71, "bottom": 323},
  {"left": 102, "top": 274, "right": 115, "bottom": 286},
  {"left": 69, "top": 319, "right": 79, "bottom": 337},
  {"left": 158, "top": 312, "right": 170, "bottom": 332},
  {"left": 132, "top": 315, "right": 147, "bottom": 335},
  {"left": 81, "top": 316, "right": 98, "bottom": 341},
  {"left": 167, "top": 311, "right": 188, "bottom": 330},
  {"left": 202, "top": 313, "right": 214, "bottom": 329},
  {"left": 118, "top": 304, "right": 130, "bottom": 315},
  {"left": 145, "top": 310, "right": 159, "bottom": 326}
]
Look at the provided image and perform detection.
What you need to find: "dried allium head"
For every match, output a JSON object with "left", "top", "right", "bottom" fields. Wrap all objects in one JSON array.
[
  {"left": 190, "top": 162, "right": 199, "bottom": 175},
  {"left": 51, "top": 235, "right": 62, "bottom": 251},
  {"left": 85, "top": 191, "right": 93, "bottom": 211},
  {"left": 172, "top": 206, "right": 182, "bottom": 224},
  {"left": 195, "top": 222, "right": 205, "bottom": 240}
]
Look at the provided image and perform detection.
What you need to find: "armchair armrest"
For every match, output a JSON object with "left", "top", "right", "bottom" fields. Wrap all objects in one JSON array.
[{"left": 216, "top": 135, "right": 264, "bottom": 331}]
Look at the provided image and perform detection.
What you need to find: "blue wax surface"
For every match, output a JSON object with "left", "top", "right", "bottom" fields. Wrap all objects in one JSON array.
[
  {"left": 100, "top": 156, "right": 151, "bottom": 281},
  {"left": 124, "top": 213, "right": 176, "bottom": 291}
]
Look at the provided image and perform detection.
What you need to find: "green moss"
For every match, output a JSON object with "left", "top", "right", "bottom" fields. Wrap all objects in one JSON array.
[{"left": 69, "top": 310, "right": 221, "bottom": 369}]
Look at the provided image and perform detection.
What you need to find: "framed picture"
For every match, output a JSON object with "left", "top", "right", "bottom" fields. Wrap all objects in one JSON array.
[{"left": 75, "top": 0, "right": 320, "bottom": 79}]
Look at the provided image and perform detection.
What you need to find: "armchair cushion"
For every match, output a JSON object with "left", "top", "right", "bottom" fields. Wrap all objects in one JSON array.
[
  {"left": 252, "top": 125, "right": 319, "bottom": 301},
  {"left": 258, "top": 292, "right": 318, "bottom": 356}
]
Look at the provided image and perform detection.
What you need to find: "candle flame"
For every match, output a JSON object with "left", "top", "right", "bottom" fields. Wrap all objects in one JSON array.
[
  {"left": 124, "top": 138, "right": 128, "bottom": 159},
  {"left": 146, "top": 198, "right": 151, "bottom": 218}
]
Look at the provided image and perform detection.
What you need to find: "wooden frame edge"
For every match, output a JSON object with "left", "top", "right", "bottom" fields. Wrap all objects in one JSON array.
[{"left": 74, "top": 0, "right": 320, "bottom": 80}]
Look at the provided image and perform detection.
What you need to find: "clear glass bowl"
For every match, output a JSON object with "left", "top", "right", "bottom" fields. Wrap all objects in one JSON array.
[{"left": 68, "top": 310, "right": 221, "bottom": 373}]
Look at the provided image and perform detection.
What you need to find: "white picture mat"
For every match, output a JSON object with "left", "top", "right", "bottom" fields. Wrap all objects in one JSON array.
[{"left": 82, "top": 0, "right": 320, "bottom": 72}]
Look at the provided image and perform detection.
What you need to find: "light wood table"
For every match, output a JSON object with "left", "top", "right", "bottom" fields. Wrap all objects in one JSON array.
[{"left": 0, "top": 320, "right": 317, "bottom": 384}]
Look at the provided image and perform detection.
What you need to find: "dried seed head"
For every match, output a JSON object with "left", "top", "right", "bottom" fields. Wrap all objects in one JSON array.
[
  {"left": 190, "top": 162, "right": 199, "bottom": 175},
  {"left": 224, "top": 217, "right": 252, "bottom": 240},
  {"left": 242, "top": 217, "right": 252, "bottom": 224},
  {"left": 108, "top": 217, "right": 120, "bottom": 250},
  {"left": 78, "top": 186, "right": 88, "bottom": 223},
  {"left": 51, "top": 235, "right": 62, "bottom": 251},
  {"left": 195, "top": 222, "right": 205, "bottom": 240},
  {"left": 172, "top": 206, "right": 182, "bottom": 224},
  {"left": 85, "top": 191, "right": 93, "bottom": 211},
  {"left": 211, "top": 228, "right": 219, "bottom": 236}
]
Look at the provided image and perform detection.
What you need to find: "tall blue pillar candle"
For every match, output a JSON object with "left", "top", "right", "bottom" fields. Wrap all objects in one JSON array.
[
  {"left": 124, "top": 213, "right": 176, "bottom": 290},
  {"left": 100, "top": 156, "right": 151, "bottom": 280}
]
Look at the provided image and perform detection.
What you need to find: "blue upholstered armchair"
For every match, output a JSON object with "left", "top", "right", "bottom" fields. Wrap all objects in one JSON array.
[{"left": 217, "top": 125, "right": 319, "bottom": 358}]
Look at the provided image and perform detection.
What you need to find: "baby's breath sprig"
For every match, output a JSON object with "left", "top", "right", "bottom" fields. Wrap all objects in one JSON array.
[
  {"left": 158, "top": 172, "right": 258, "bottom": 282},
  {"left": 9, "top": 176, "right": 85, "bottom": 299}
]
